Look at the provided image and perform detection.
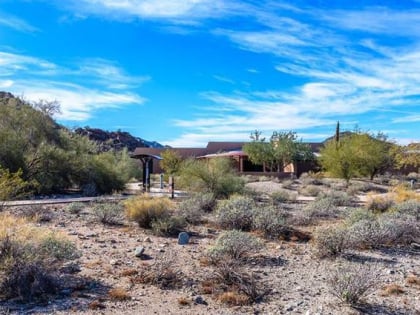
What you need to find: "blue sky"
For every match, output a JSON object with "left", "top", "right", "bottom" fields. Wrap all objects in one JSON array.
[{"left": 1, "top": 0, "right": 419, "bottom": 147}]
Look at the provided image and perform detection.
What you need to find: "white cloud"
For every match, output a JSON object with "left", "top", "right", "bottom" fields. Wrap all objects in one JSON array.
[
  {"left": 393, "top": 115, "right": 420, "bottom": 123},
  {"left": 0, "top": 12, "right": 39, "bottom": 32},
  {"left": 0, "top": 51, "right": 147, "bottom": 121}
]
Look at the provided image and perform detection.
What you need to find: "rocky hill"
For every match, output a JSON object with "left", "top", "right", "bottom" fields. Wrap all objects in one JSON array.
[{"left": 75, "top": 127, "right": 164, "bottom": 152}]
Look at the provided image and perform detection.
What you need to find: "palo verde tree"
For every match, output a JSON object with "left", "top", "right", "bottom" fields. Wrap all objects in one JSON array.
[
  {"left": 243, "top": 130, "right": 313, "bottom": 172},
  {"left": 320, "top": 129, "right": 394, "bottom": 182},
  {"left": 159, "top": 149, "right": 183, "bottom": 175}
]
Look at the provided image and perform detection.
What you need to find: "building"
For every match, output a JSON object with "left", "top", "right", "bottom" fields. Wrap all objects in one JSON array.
[{"left": 131, "top": 141, "right": 322, "bottom": 178}]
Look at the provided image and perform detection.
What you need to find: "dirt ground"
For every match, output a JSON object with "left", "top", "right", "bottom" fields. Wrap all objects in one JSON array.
[{"left": 1, "top": 179, "right": 419, "bottom": 315}]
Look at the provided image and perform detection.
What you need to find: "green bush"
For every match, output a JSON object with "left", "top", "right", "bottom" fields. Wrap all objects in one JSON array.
[
  {"left": 207, "top": 230, "right": 262, "bottom": 261},
  {"left": 345, "top": 208, "right": 376, "bottom": 226},
  {"left": 91, "top": 202, "right": 125, "bottom": 225},
  {"left": 216, "top": 195, "right": 255, "bottom": 231},
  {"left": 179, "top": 158, "right": 245, "bottom": 198}
]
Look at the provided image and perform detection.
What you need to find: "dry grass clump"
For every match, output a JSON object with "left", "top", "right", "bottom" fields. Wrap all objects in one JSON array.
[
  {"left": 380, "top": 284, "right": 405, "bottom": 296},
  {"left": 365, "top": 195, "right": 394, "bottom": 212},
  {"left": 392, "top": 184, "right": 420, "bottom": 202},
  {"left": 329, "top": 262, "right": 379, "bottom": 306},
  {"left": 0, "top": 213, "right": 79, "bottom": 302},
  {"left": 406, "top": 274, "right": 420, "bottom": 286},
  {"left": 125, "top": 195, "right": 173, "bottom": 228},
  {"left": 108, "top": 287, "right": 131, "bottom": 301},
  {"left": 177, "top": 296, "right": 191, "bottom": 306},
  {"left": 218, "top": 291, "right": 249, "bottom": 306},
  {"left": 207, "top": 230, "right": 262, "bottom": 261}
]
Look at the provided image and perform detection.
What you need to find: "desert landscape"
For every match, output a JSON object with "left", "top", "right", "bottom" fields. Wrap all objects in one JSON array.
[{"left": 0, "top": 174, "right": 418, "bottom": 315}]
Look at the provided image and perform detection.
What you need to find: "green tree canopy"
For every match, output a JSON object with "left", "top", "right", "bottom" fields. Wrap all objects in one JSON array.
[
  {"left": 320, "top": 131, "right": 395, "bottom": 182},
  {"left": 243, "top": 130, "right": 314, "bottom": 172}
]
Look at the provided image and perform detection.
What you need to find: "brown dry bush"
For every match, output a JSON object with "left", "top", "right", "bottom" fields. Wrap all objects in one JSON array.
[
  {"left": 108, "top": 287, "right": 131, "bottom": 301},
  {"left": 380, "top": 284, "right": 405, "bottom": 296},
  {"left": 133, "top": 252, "right": 183, "bottom": 290}
]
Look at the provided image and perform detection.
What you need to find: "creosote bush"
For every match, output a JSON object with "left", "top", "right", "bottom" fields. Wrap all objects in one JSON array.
[
  {"left": 329, "top": 262, "right": 378, "bottom": 306},
  {"left": 91, "top": 202, "right": 125, "bottom": 225},
  {"left": 207, "top": 230, "right": 262, "bottom": 261},
  {"left": 125, "top": 195, "right": 173, "bottom": 228},
  {"left": 299, "top": 184, "right": 322, "bottom": 197}
]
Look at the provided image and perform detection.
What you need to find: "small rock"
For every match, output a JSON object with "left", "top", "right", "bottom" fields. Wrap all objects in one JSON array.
[
  {"left": 134, "top": 246, "right": 145, "bottom": 257},
  {"left": 110, "top": 259, "right": 120, "bottom": 266},
  {"left": 178, "top": 232, "right": 190, "bottom": 245},
  {"left": 388, "top": 269, "right": 395, "bottom": 275},
  {"left": 194, "top": 296, "right": 207, "bottom": 305},
  {"left": 144, "top": 237, "right": 152, "bottom": 242}
]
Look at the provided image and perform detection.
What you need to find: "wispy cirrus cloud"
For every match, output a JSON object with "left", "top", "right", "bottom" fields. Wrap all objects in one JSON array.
[
  {"left": 164, "top": 3, "right": 420, "bottom": 146},
  {"left": 60, "top": 0, "right": 250, "bottom": 24},
  {"left": 0, "top": 51, "right": 147, "bottom": 121},
  {"left": 0, "top": 12, "right": 39, "bottom": 32}
]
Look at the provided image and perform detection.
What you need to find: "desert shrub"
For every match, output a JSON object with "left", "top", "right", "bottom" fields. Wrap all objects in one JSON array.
[
  {"left": 313, "top": 226, "right": 349, "bottom": 258},
  {"left": 316, "top": 191, "right": 353, "bottom": 206},
  {"left": 125, "top": 195, "right": 173, "bottom": 228},
  {"left": 91, "top": 202, "right": 124, "bottom": 225},
  {"left": 66, "top": 202, "right": 85, "bottom": 214},
  {"left": 252, "top": 206, "right": 287, "bottom": 239},
  {"left": 214, "top": 260, "right": 271, "bottom": 304},
  {"left": 215, "top": 195, "right": 255, "bottom": 231},
  {"left": 392, "top": 184, "right": 420, "bottom": 202},
  {"left": 0, "top": 260, "right": 58, "bottom": 302},
  {"left": 18, "top": 205, "right": 52, "bottom": 222},
  {"left": 302, "top": 197, "right": 340, "bottom": 222},
  {"left": 179, "top": 158, "right": 244, "bottom": 198},
  {"left": 347, "top": 182, "right": 375, "bottom": 196},
  {"left": 365, "top": 195, "right": 394, "bottom": 212},
  {"left": 271, "top": 189, "right": 297, "bottom": 204},
  {"left": 347, "top": 219, "right": 382, "bottom": 249},
  {"left": 345, "top": 208, "right": 376, "bottom": 226},
  {"left": 133, "top": 252, "right": 183, "bottom": 289},
  {"left": 178, "top": 193, "right": 215, "bottom": 224},
  {"left": 299, "top": 185, "right": 322, "bottom": 197},
  {"left": 0, "top": 214, "right": 79, "bottom": 302},
  {"left": 108, "top": 287, "right": 131, "bottom": 301},
  {"left": 38, "top": 235, "right": 80, "bottom": 261},
  {"left": 393, "top": 199, "right": 420, "bottom": 219},
  {"left": 151, "top": 215, "right": 186, "bottom": 237},
  {"left": 329, "top": 262, "right": 378, "bottom": 305},
  {"left": 207, "top": 230, "right": 262, "bottom": 261}
]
